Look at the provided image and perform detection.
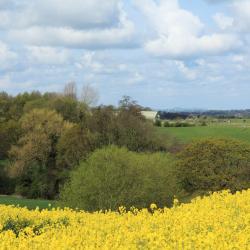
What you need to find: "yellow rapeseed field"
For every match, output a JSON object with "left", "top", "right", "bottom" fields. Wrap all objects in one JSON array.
[{"left": 0, "top": 190, "right": 249, "bottom": 250}]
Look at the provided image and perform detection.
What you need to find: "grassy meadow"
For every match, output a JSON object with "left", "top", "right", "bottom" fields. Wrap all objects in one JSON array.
[
  {"left": 0, "top": 196, "right": 55, "bottom": 210},
  {"left": 157, "top": 118, "right": 250, "bottom": 144}
]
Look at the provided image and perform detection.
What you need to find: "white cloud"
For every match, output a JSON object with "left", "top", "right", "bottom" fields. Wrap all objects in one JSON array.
[
  {"left": 128, "top": 72, "right": 144, "bottom": 84},
  {"left": 1, "top": 0, "right": 136, "bottom": 49},
  {"left": 0, "top": 75, "right": 33, "bottom": 90},
  {"left": 0, "top": 41, "right": 16, "bottom": 69},
  {"left": 0, "top": 0, "right": 120, "bottom": 29},
  {"left": 145, "top": 33, "right": 240, "bottom": 58},
  {"left": 78, "top": 52, "right": 104, "bottom": 72},
  {"left": 9, "top": 19, "right": 135, "bottom": 49},
  {"left": 76, "top": 52, "right": 130, "bottom": 75},
  {"left": 231, "top": 0, "right": 250, "bottom": 32},
  {"left": 175, "top": 61, "right": 197, "bottom": 80},
  {"left": 213, "top": 13, "right": 234, "bottom": 30},
  {"left": 27, "top": 46, "right": 70, "bottom": 65},
  {"left": 135, "top": 0, "right": 241, "bottom": 58}
]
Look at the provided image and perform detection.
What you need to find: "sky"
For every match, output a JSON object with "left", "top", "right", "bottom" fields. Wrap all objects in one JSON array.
[{"left": 0, "top": 0, "right": 250, "bottom": 110}]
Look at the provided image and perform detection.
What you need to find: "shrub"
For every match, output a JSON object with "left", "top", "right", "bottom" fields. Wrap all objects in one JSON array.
[
  {"left": 177, "top": 138, "right": 250, "bottom": 194},
  {"left": 163, "top": 121, "right": 171, "bottom": 127},
  {"left": 200, "top": 121, "right": 207, "bottom": 126},
  {"left": 60, "top": 146, "right": 177, "bottom": 211},
  {"left": 154, "top": 119, "right": 162, "bottom": 127}
]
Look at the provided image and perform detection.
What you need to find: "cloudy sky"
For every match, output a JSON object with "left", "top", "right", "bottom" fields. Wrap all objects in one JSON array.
[{"left": 0, "top": 0, "right": 250, "bottom": 109}]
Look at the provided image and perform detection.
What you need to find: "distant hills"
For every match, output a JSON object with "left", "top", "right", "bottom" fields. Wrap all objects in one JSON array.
[{"left": 156, "top": 109, "right": 250, "bottom": 119}]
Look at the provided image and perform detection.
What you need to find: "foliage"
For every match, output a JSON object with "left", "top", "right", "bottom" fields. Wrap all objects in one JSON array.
[
  {"left": 0, "top": 190, "right": 249, "bottom": 249},
  {"left": 89, "top": 105, "right": 118, "bottom": 147},
  {"left": 177, "top": 138, "right": 250, "bottom": 194},
  {"left": 154, "top": 119, "right": 162, "bottom": 127},
  {"left": 0, "top": 161, "right": 15, "bottom": 195},
  {"left": 163, "top": 121, "right": 195, "bottom": 127},
  {"left": 9, "top": 109, "right": 73, "bottom": 198},
  {"left": 90, "top": 101, "right": 167, "bottom": 152},
  {"left": 60, "top": 146, "right": 176, "bottom": 211},
  {"left": 0, "top": 120, "right": 20, "bottom": 159},
  {"left": 56, "top": 124, "right": 96, "bottom": 170}
]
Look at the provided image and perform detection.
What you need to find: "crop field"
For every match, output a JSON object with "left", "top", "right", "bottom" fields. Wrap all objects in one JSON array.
[
  {"left": 157, "top": 126, "right": 250, "bottom": 144},
  {"left": 0, "top": 189, "right": 249, "bottom": 249},
  {"left": 0, "top": 196, "right": 55, "bottom": 210}
]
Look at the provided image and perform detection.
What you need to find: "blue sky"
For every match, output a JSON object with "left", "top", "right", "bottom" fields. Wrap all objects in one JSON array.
[{"left": 0, "top": 0, "right": 250, "bottom": 109}]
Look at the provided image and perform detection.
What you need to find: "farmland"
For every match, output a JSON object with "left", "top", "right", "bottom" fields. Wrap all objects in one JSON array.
[
  {"left": 156, "top": 118, "right": 250, "bottom": 144},
  {"left": 0, "top": 196, "right": 55, "bottom": 210},
  {"left": 0, "top": 189, "right": 249, "bottom": 249},
  {"left": 157, "top": 126, "right": 250, "bottom": 143}
]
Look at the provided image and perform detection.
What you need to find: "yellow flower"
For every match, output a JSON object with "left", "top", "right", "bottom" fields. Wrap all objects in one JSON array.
[{"left": 0, "top": 189, "right": 249, "bottom": 249}]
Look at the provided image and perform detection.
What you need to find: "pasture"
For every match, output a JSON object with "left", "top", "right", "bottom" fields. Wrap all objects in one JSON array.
[
  {"left": 0, "top": 196, "right": 55, "bottom": 210},
  {"left": 157, "top": 124, "right": 250, "bottom": 144}
]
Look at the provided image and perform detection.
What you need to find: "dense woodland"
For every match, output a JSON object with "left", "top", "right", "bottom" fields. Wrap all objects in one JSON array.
[{"left": 0, "top": 83, "right": 250, "bottom": 211}]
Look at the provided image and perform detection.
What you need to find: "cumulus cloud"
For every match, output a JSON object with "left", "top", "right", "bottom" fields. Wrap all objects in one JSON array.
[
  {"left": 1, "top": 0, "right": 136, "bottom": 49},
  {"left": 9, "top": 20, "right": 135, "bottom": 49},
  {"left": 231, "top": 0, "right": 250, "bottom": 32},
  {"left": 135, "top": 0, "right": 242, "bottom": 58},
  {"left": 0, "top": 75, "right": 33, "bottom": 90},
  {"left": 27, "top": 46, "right": 71, "bottom": 65},
  {"left": 0, "top": 40, "right": 16, "bottom": 70},
  {"left": 213, "top": 13, "right": 234, "bottom": 30},
  {"left": 0, "top": 0, "right": 119, "bottom": 29}
]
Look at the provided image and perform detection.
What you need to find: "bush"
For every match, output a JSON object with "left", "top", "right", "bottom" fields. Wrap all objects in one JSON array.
[
  {"left": 154, "top": 119, "right": 162, "bottom": 127},
  {"left": 163, "top": 121, "right": 194, "bottom": 127},
  {"left": 200, "top": 121, "right": 207, "bottom": 126},
  {"left": 60, "top": 146, "right": 177, "bottom": 211},
  {"left": 177, "top": 138, "right": 250, "bottom": 194},
  {"left": 163, "top": 121, "right": 171, "bottom": 127}
]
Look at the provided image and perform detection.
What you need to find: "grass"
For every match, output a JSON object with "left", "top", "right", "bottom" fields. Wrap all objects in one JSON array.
[
  {"left": 157, "top": 126, "right": 250, "bottom": 144},
  {"left": 0, "top": 195, "right": 56, "bottom": 210}
]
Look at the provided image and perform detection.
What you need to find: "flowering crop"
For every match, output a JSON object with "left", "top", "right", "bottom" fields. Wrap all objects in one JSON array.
[{"left": 0, "top": 190, "right": 249, "bottom": 249}]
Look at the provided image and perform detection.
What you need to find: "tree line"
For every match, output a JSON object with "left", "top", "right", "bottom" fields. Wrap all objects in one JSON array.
[
  {"left": 0, "top": 83, "right": 250, "bottom": 211},
  {"left": 0, "top": 83, "right": 166, "bottom": 199}
]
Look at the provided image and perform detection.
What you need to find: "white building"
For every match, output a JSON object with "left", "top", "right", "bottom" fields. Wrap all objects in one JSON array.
[{"left": 141, "top": 111, "right": 158, "bottom": 121}]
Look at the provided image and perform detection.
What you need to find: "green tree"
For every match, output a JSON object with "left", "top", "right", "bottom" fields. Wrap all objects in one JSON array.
[
  {"left": 9, "top": 109, "right": 73, "bottom": 198},
  {"left": 60, "top": 146, "right": 176, "bottom": 211},
  {"left": 0, "top": 120, "right": 20, "bottom": 159},
  {"left": 56, "top": 124, "right": 96, "bottom": 170},
  {"left": 116, "top": 98, "right": 165, "bottom": 152},
  {"left": 89, "top": 105, "right": 117, "bottom": 147},
  {"left": 177, "top": 138, "right": 250, "bottom": 195}
]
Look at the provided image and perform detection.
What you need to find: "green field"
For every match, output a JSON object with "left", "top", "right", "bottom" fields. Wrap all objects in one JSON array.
[
  {"left": 0, "top": 196, "right": 55, "bottom": 210},
  {"left": 157, "top": 126, "right": 250, "bottom": 143}
]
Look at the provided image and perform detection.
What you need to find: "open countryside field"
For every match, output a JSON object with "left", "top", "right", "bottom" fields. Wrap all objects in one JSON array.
[
  {"left": 0, "top": 190, "right": 249, "bottom": 249},
  {"left": 157, "top": 126, "right": 250, "bottom": 143},
  {"left": 0, "top": 196, "right": 55, "bottom": 210}
]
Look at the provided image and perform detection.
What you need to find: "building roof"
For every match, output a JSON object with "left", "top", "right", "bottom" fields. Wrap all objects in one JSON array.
[{"left": 141, "top": 111, "right": 158, "bottom": 120}]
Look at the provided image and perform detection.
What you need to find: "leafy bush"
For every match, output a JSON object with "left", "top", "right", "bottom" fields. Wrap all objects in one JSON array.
[
  {"left": 177, "top": 138, "right": 250, "bottom": 194},
  {"left": 154, "top": 119, "right": 162, "bottom": 127},
  {"left": 163, "top": 121, "right": 170, "bottom": 127},
  {"left": 163, "top": 121, "right": 194, "bottom": 127},
  {"left": 60, "top": 146, "right": 177, "bottom": 211}
]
